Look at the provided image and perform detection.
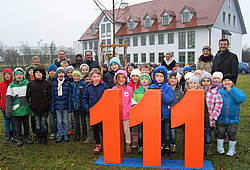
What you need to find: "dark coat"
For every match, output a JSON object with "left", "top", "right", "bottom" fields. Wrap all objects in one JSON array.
[
  {"left": 103, "top": 70, "right": 116, "bottom": 88},
  {"left": 161, "top": 59, "right": 176, "bottom": 71},
  {"left": 211, "top": 50, "right": 239, "bottom": 84},
  {"left": 171, "top": 85, "right": 184, "bottom": 106},
  {"left": 71, "top": 60, "right": 83, "bottom": 69},
  {"left": 50, "top": 79, "right": 73, "bottom": 113},
  {"left": 82, "top": 59, "right": 100, "bottom": 72}
]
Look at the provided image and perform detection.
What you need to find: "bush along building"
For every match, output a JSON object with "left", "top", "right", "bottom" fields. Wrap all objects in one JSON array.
[{"left": 79, "top": 0, "right": 246, "bottom": 65}]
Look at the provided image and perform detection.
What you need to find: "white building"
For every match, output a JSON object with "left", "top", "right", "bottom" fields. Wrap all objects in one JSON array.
[{"left": 79, "top": 0, "right": 246, "bottom": 66}]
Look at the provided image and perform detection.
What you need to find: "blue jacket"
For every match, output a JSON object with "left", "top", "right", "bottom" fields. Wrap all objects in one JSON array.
[
  {"left": 51, "top": 78, "right": 73, "bottom": 113},
  {"left": 148, "top": 66, "right": 174, "bottom": 119},
  {"left": 217, "top": 87, "right": 246, "bottom": 124},
  {"left": 82, "top": 80, "right": 109, "bottom": 112},
  {"left": 72, "top": 80, "right": 86, "bottom": 110}
]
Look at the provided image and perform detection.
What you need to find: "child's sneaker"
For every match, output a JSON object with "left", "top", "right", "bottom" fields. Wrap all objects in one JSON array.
[
  {"left": 170, "top": 144, "right": 177, "bottom": 153},
  {"left": 73, "top": 135, "right": 80, "bottom": 142},
  {"left": 49, "top": 133, "right": 56, "bottom": 140},
  {"left": 68, "top": 129, "right": 72, "bottom": 135},
  {"left": 93, "top": 144, "right": 102, "bottom": 154},
  {"left": 56, "top": 135, "right": 63, "bottom": 143},
  {"left": 17, "top": 140, "right": 24, "bottom": 147},
  {"left": 24, "top": 136, "right": 33, "bottom": 144},
  {"left": 138, "top": 146, "right": 143, "bottom": 154}
]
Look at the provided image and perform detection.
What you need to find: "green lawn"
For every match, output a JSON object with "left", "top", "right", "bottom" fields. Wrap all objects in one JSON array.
[{"left": 0, "top": 75, "right": 249, "bottom": 169}]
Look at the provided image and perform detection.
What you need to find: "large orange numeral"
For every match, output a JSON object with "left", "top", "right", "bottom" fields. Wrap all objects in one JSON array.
[
  {"left": 171, "top": 89, "right": 204, "bottom": 168},
  {"left": 129, "top": 89, "right": 161, "bottom": 167},
  {"left": 90, "top": 89, "right": 124, "bottom": 164}
]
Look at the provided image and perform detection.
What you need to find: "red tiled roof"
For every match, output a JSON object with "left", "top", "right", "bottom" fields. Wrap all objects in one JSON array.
[{"left": 79, "top": 0, "right": 225, "bottom": 41}]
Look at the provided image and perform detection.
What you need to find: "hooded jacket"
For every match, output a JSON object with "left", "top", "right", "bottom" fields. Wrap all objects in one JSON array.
[
  {"left": 148, "top": 66, "right": 174, "bottom": 119},
  {"left": 103, "top": 70, "right": 117, "bottom": 88},
  {"left": 128, "top": 80, "right": 140, "bottom": 92},
  {"left": 0, "top": 68, "right": 13, "bottom": 111},
  {"left": 72, "top": 80, "right": 86, "bottom": 110},
  {"left": 112, "top": 70, "right": 133, "bottom": 120}
]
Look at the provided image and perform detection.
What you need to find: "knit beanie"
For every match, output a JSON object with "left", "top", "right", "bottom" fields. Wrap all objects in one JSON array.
[
  {"left": 194, "top": 70, "right": 202, "bottom": 75},
  {"left": 72, "top": 70, "right": 83, "bottom": 78},
  {"left": 34, "top": 66, "right": 46, "bottom": 80},
  {"left": 56, "top": 67, "right": 66, "bottom": 75},
  {"left": 212, "top": 71, "right": 223, "bottom": 80},
  {"left": 188, "top": 75, "right": 199, "bottom": 85},
  {"left": 109, "top": 57, "right": 121, "bottom": 68},
  {"left": 183, "top": 66, "right": 191, "bottom": 72},
  {"left": 66, "top": 66, "right": 74, "bottom": 73},
  {"left": 79, "top": 63, "right": 89, "bottom": 72},
  {"left": 200, "top": 72, "right": 212, "bottom": 82},
  {"left": 184, "top": 72, "right": 194, "bottom": 80},
  {"left": 202, "top": 46, "right": 211, "bottom": 52},
  {"left": 26, "top": 65, "right": 36, "bottom": 72},
  {"left": 139, "top": 73, "right": 151, "bottom": 84},
  {"left": 14, "top": 67, "right": 24, "bottom": 77},
  {"left": 127, "top": 63, "right": 136, "bottom": 69},
  {"left": 48, "top": 64, "right": 58, "bottom": 73},
  {"left": 222, "top": 74, "right": 234, "bottom": 82},
  {"left": 130, "top": 68, "right": 141, "bottom": 77}
]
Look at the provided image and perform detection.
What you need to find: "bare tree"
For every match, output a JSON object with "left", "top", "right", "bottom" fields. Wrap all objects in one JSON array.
[
  {"left": 50, "top": 41, "right": 56, "bottom": 63},
  {"left": 5, "top": 48, "right": 20, "bottom": 68},
  {"left": 20, "top": 42, "right": 32, "bottom": 66}
]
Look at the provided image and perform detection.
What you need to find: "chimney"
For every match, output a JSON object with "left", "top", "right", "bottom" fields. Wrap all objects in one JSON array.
[{"left": 120, "top": 2, "right": 129, "bottom": 10}]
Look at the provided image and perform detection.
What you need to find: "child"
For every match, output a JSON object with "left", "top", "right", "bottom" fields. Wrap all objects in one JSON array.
[
  {"left": 82, "top": 68, "right": 109, "bottom": 154},
  {"left": 200, "top": 72, "right": 223, "bottom": 155},
  {"left": 212, "top": 71, "right": 223, "bottom": 90},
  {"left": 46, "top": 64, "right": 58, "bottom": 140},
  {"left": 127, "top": 63, "right": 135, "bottom": 80},
  {"left": 128, "top": 69, "right": 141, "bottom": 92},
  {"left": 217, "top": 74, "right": 246, "bottom": 156},
  {"left": 168, "top": 72, "right": 184, "bottom": 152},
  {"left": 190, "top": 68, "right": 196, "bottom": 73},
  {"left": 132, "top": 73, "right": 151, "bottom": 154},
  {"left": 80, "top": 63, "right": 90, "bottom": 82},
  {"left": 0, "top": 68, "right": 15, "bottom": 142},
  {"left": 140, "top": 63, "right": 151, "bottom": 74},
  {"left": 66, "top": 66, "right": 74, "bottom": 82},
  {"left": 103, "top": 57, "right": 121, "bottom": 88},
  {"left": 51, "top": 67, "right": 73, "bottom": 143},
  {"left": 194, "top": 70, "right": 202, "bottom": 77},
  {"left": 26, "top": 65, "right": 36, "bottom": 82},
  {"left": 175, "top": 62, "right": 182, "bottom": 69},
  {"left": 72, "top": 70, "right": 87, "bottom": 142},
  {"left": 6, "top": 68, "right": 33, "bottom": 146},
  {"left": 149, "top": 66, "right": 174, "bottom": 157},
  {"left": 26, "top": 67, "right": 51, "bottom": 145},
  {"left": 184, "top": 72, "right": 195, "bottom": 90},
  {"left": 112, "top": 70, "right": 133, "bottom": 153},
  {"left": 183, "top": 66, "right": 191, "bottom": 75},
  {"left": 188, "top": 76, "right": 200, "bottom": 90},
  {"left": 60, "top": 60, "right": 69, "bottom": 70}
]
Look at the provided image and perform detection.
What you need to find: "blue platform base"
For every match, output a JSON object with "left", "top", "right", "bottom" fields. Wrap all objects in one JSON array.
[{"left": 95, "top": 156, "right": 214, "bottom": 170}]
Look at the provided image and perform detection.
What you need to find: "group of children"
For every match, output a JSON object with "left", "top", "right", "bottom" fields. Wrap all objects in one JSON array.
[{"left": 0, "top": 56, "right": 246, "bottom": 158}]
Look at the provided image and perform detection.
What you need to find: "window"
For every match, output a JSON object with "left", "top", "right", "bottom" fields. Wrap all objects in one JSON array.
[
  {"left": 101, "top": 24, "right": 105, "bottom": 37},
  {"left": 94, "top": 41, "right": 98, "bottom": 49},
  {"left": 89, "top": 42, "right": 93, "bottom": 49},
  {"left": 228, "top": 13, "right": 231, "bottom": 25},
  {"left": 107, "top": 39, "right": 111, "bottom": 52},
  {"left": 179, "top": 52, "right": 186, "bottom": 66},
  {"left": 84, "top": 42, "right": 87, "bottom": 50},
  {"left": 141, "top": 53, "right": 146, "bottom": 63},
  {"left": 125, "top": 37, "right": 130, "bottom": 47},
  {"left": 133, "top": 53, "right": 138, "bottom": 63},
  {"left": 158, "top": 52, "right": 164, "bottom": 63},
  {"left": 162, "top": 15, "right": 169, "bottom": 25},
  {"left": 149, "top": 35, "right": 155, "bottom": 45},
  {"left": 102, "top": 40, "right": 106, "bottom": 52},
  {"left": 222, "top": 11, "right": 226, "bottom": 23},
  {"left": 150, "top": 53, "right": 155, "bottom": 63},
  {"left": 107, "top": 23, "right": 111, "bottom": 36},
  {"left": 127, "top": 54, "right": 130, "bottom": 63},
  {"left": 178, "top": 32, "right": 186, "bottom": 49},
  {"left": 119, "top": 38, "right": 123, "bottom": 44},
  {"left": 145, "top": 17, "right": 151, "bottom": 28},
  {"left": 233, "top": 15, "right": 236, "bottom": 26},
  {"left": 141, "top": 36, "right": 146, "bottom": 46},
  {"left": 128, "top": 20, "right": 134, "bottom": 30},
  {"left": 222, "top": 31, "right": 231, "bottom": 48},
  {"left": 182, "top": 11, "right": 189, "bottom": 23},
  {"left": 158, "top": 34, "right": 164, "bottom": 45},
  {"left": 168, "top": 33, "right": 174, "bottom": 44},
  {"left": 133, "top": 37, "right": 138, "bottom": 46},
  {"left": 104, "top": 17, "right": 108, "bottom": 22},
  {"left": 188, "top": 52, "right": 195, "bottom": 65},
  {"left": 188, "top": 31, "right": 195, "bottom": 49}
]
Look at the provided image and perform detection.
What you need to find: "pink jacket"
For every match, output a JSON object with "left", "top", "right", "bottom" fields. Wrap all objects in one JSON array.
[{"left": 112, "top": 70, "right": 133, "bottom": 120}]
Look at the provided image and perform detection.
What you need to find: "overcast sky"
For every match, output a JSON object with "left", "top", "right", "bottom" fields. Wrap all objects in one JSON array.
[{"left": 0, "top": 0, "right": 249, "bottom": 47}]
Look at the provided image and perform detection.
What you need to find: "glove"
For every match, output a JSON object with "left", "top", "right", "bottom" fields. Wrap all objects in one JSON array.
[{"left": 6, "top": 112, "right": 12, "bottom": 120}]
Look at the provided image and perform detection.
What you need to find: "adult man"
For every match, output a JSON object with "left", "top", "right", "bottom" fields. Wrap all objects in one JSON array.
[
  {"left": 53, "top": 50, "right": 71, "bottom": 67},
  {"left": 82, "top": 50, "right": 100, "bottom": 72},
  {"left": 71, "top": 54, "right": 83, "bottom": 69},
  {"left": 212, "top": 39, "right": 239, "bottom": 84}
]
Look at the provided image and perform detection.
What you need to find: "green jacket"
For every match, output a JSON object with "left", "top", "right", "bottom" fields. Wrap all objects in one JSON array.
[
  {"left": 132, "top": 85, "right": 147, "bottom": 105},
  {"left": 6, "top": 79, "right": 32, "bottom": 117}
]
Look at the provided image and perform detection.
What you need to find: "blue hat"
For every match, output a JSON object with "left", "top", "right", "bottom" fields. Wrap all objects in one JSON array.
[
  {"left": 48, "top": 64, "right": 58, "bottom": 73},
  {"left": 183, "top": 66, "right": 191, "bottom": 72},
  {"left": 109, "top": 57, "right": 121, "bottom": 68},
  {"left": 175, "top": 62, "right": 182, "bottom": 68}
]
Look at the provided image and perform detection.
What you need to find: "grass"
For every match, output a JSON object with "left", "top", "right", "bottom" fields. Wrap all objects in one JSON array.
[{"left": 0, "top": 75, "right": 249, "bottom": 169}]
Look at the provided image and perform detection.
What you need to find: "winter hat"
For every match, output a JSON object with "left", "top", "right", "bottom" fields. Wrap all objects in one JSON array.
[
  {"left": 130, "top": 68, "right": 141, "bottom": 77},
  {"left": 109, "top": 57, "right": 121, "bottom": 68},
  {"left": 200, "top": 72, "right": 212, "bottom": 82},
  {"left": 190, "top": 68, "right": 196, "bottom": 72},
  {"left": 79, "top": 63, "right": 89, "bottom": 72},
  {"left": 103, "top": 64, "right": 108, "bottom": 69},
  {"left": 66, "top": 66, "right": 74, "bottom": 73},
  {"left": 72, "top": 70, "right": 83, "bottom": 78},
  {"left": 169, "top": 72, "right": 181, "bottom": 82},
  {"left": 184, "top": 72, "right": 194, "bottom": 80},
  {"left": 139, "top": 73, "right": 151, "bottom": 84},
  {"left": 176, "top": 68, "right": 184, "bottom": 75},
  {"left": 56, "top": 67, "right": 66, "bottom": 75},
  {"left": 222, "top": 74, "right": 234, "bottom": 82},
  {"left": 172, "top": 67, "right": 178, "bottom": 72},
  {"left": 188, "top": 76, "right": 199, "bottom": 85},
  {"left": 76, "top": 54, "right": 82, "bottom": 59},
  {"left": 183, "top": 66, "right": 191, "bottom": 72},
  {"left": 212, "top": 71, "right": 223, "bottom": 80},
  {"left": 175, "top": 62, "right": 182, "bottom": 67},
  {"left": 127, "top": 63, "right": 136, "bottom": 69},
  {"left": 48, "top": 64, "right": 58, "bottom": 73},
  {"left": 114, "top": 70, "right": 128, "bottom": 84},
  {"left": 194, "top": 70, "right": 202, "bottom": 75},
  {"left": 14, "top": 67, "right": 24, "bottom": 77},
  {"left": 34, "top": 66, "right": 46, "bottom": 80},
  {"left": 202, "top": 46, "right": 211, "bottom": 52},
  {"left": 26, "top": 65, "right": 36, "bottom": 72}
]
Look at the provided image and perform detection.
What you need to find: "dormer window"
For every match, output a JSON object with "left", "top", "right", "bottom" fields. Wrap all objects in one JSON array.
[
  {"left": 128, "top": 16, "right": 140, "bottom": 31},
  {"left": 128, "top": 20, "right": 134, "bottom": 30},
  {"left": 181, "top": 6, "right": 196, "bottom": 23},
  {"left": 182, "top": 11, "right": 190, "bottom": 23},
  {"left": 162, "top": 15, "right": 169, "bottom": 25},
  {"left": 161, "top": 10, "right": 175, "bottom": 26},
  {"left": 145, "top": 17, "right": 151, "bottom": 28}
]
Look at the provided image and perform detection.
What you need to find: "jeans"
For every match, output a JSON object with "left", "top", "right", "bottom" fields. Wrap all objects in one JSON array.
[
  {"left": 74, "top": 109, "right": 87, "bottom": 138},
  {"left": 170, "top": 128, "right": 176, "bottom": 145},
  {"left": 162, "top": 118, "right": 171, "bottom": 147},
  {"left": 56, "top": 110, "right": 68, "bottom": 136},
  {"left": 2, "top": 110, "right": 15, "bottom": 132},
  {"left": 14, "top": 115, "right": 30, "bottom": 140},
  {"left": 30, "top": 115, "right": 36, "bottom": 134},
  {"left": 34, "top": 112, "right": 48, "bottom": 134},
  {"left": 93, "top": 122, "right": 102, "bottom": 144},
  {"left": 217, "top": 122, "right": 238, "bottom": 141},
  {"left": 138, "top": 123, "right": 143, "bottom": 147},
  {"left": 68, "top": 112, "right": 74, "bottom": 130},
  {"left": 205, "top": 127, "right": 212, "bottom": 144},
  {"left": 49, "top": 111, "right": 57, "bottom": 134}
]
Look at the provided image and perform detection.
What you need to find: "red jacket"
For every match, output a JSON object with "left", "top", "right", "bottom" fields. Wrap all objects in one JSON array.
[
  {"left": 128, "top": 80, "right": 140, "bottom": 92},
  {"left": 0, "top": 68, "right": 13, "bottom": 111}
]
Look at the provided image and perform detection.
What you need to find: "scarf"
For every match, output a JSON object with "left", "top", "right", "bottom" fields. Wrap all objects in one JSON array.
[
  {"left": 57, "top": 78, "right": 65, "bottom": 96},
  {"left": 164, "top": 57, "right": 173, "bottom": 66},
  {"left": 199, "top": 54, "right": 213, "bottom": 62}
]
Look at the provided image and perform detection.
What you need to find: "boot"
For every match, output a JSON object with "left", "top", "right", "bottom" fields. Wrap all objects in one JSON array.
[
  {"left": 217, "top": 139, "right": 225, "bottom": 154},
  {"left": 41, "top": 133, "right": 48, "bottom": 145},
  {"left": 126, "top": 143, "right": 132, "bottom": 153},
  {"left": 56, "top": 135, "right": 63, "bottom": 143},
  {"left": 36, "top": 133, "right": 41, "bottom": 144},
  {"left": 170, "top": 144, "right": 177, "bottom": 153},
  {"left": 73, "top": 135, "right": 80, "bottom": 142},
  {"left": 4, "top": 131, "right": 11, "bottom": 142},
  {"left": 205, "top": 144, "right": 212, "bottom": 155},
  {"left": 226, "top": 141, "right": 236, "bottom": 156},
  {"left": 24, "top": 135, "right": 33, "bottom": 144},
  {"left": 17, "top": 139, "right": 24, "bottom": 147},
  {"left": 12, "top": 131, "right": 18, "bottom": 142}
]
